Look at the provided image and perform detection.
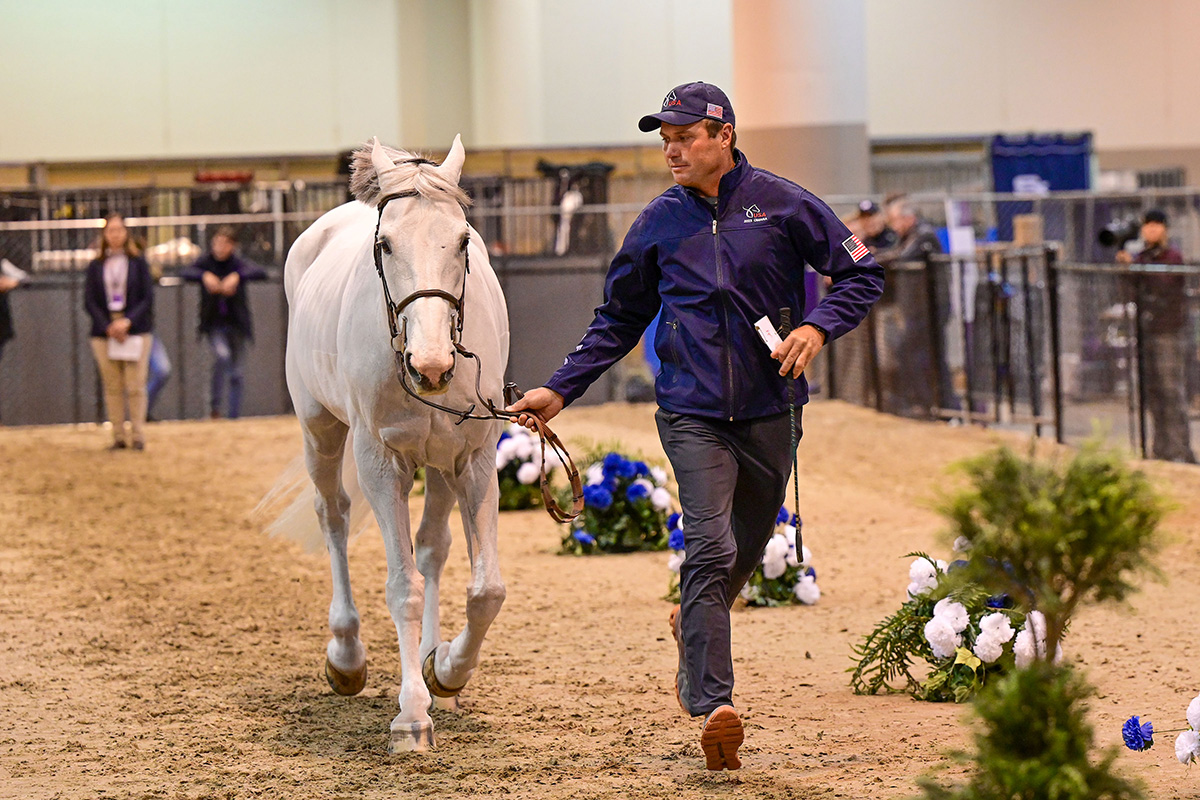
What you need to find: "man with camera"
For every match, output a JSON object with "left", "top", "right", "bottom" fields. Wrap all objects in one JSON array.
[{"left": 1115, "top": 209, "right": 1196, "bottom": 463}]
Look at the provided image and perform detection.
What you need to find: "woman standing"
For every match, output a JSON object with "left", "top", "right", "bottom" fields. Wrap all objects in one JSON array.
[{"left": 83, "top": 213, "right": 154, "bottom": 450}]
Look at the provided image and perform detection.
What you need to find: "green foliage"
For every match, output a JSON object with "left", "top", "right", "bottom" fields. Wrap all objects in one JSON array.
[
  {"left": 743, "top": 561, "right": 807, "bottom": 607},
  {"left": 943, "top": 440, "right": 1166, "bottom": 660},
  {"left": 559, "top": 447, "right": 672, "bottom": 555},
  {"left": 497, "top": 459, "right": 542, "bottom": 511},
  {"left": 917, "top": 661, "right": 1145, "bottom": 800},
  {"left": 850, "top": 554, "right": 1019, "bottom": 703}
]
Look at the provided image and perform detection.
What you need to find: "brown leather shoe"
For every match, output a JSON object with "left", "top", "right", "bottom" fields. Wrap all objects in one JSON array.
[{"left": 700, "top": 705, "right": 744, "bottom": 771}]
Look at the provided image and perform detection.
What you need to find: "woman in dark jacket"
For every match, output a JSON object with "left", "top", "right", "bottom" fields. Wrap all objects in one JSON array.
[{"left": 83, "top": 213, "right": 154, "bottom": 450}]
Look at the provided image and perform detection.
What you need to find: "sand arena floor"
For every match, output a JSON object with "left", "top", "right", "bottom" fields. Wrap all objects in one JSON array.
[{"left": 1, "top": 400, "right": 1198, "bottom": 799}]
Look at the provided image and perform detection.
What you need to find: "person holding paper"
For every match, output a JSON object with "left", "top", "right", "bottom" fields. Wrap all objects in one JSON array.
[{"left": 83, "top": 213, "right": 155, "bottom": 450}]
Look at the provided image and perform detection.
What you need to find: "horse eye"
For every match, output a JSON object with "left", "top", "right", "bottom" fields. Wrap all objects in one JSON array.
[
  {"left": 378, "top": 238, "right": 392, "bottom": 255},
  {"left": 459, "top": 236, "right": 469, "bottom": 253}
]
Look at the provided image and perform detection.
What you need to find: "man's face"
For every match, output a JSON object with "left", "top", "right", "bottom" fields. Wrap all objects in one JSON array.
[
  {"left": 863, "top": 212, "right": 887, "bottom": 238},
  {"left": 211, "top": 234, "right": 235, "bottom": 261},
  {"left": 1141, "top": 221, "right": 1167, "bottom": 248},
  {"left": 887, "top": 206, "right": 915, "bottom": 237},
  {"left": 659, "top": 120, "right": 732, "bottom": 196}
]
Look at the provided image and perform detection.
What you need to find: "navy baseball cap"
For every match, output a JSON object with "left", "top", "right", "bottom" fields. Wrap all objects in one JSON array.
[
  {"left": 1143, "top": 208, "right": 1168, "bottom": 226},
  {"left": 638, "top": 81, "right": 735, "bottom": 132}
]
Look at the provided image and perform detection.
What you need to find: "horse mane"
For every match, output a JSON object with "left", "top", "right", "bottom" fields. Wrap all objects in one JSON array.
[{"left": 348, "top": 141, "right": 472, "bottom": 209}]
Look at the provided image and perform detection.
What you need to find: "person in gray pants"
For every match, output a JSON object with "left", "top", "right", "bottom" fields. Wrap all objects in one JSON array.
[{"left": 509, "top": 81, "right": 883, "bottom": 771}]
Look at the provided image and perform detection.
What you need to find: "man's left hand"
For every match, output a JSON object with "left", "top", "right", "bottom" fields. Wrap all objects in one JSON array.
[{"left": 772, "top": 325, "right": 825, "bottom": 378}]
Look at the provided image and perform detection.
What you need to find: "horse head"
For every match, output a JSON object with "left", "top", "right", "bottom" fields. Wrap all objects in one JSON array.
[{"left": 369, "top": 136, "right": 471, "bottom": 395}]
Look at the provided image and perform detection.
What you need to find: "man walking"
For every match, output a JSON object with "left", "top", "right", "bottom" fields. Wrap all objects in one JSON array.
[{"left": 509, "top": 81, "right": 883, "bottom": 770}]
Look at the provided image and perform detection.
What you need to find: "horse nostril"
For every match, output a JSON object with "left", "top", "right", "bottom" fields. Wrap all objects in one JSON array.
[{"left": 440, "top": 368, "right": 454, "bottom": 386}]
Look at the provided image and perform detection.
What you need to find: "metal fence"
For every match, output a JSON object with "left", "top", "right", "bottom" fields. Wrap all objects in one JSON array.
[{"left": 2, "top": 176, "right": 1199, "bottom": 463}]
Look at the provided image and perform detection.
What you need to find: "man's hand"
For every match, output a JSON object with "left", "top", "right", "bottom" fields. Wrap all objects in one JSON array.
[
  {"left": 0, "top": 276, "right": 18, "bottom": 293},
  {"left": 220, "top": 272, "right": 240, "bottom": 295},
  {"left": 506, "top": 387, "right": 564, "bottom": 430},
  {"left": 1115, "top": 250, "right": 1133, "bottom": 265},
  {"left": 772, "top": 325, "right": 825, "bottom": 379},
  {"left": 201, "top": 271, "right": 223, "bottom": 294}
]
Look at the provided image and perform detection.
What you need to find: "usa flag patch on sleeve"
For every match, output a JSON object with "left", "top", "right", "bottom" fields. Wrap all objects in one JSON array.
[{"left": 842, "top": 234, "right": 869, "bottom": 262}]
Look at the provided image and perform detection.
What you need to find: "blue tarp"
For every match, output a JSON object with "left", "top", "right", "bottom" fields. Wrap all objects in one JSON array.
[{"left": 991, "top": 133, "right": 1092, "bottom": 240}]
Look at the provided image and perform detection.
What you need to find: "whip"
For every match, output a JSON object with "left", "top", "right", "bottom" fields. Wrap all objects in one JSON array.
[{"left": 778, "top": 307, "right": 802, "bottom": 554}]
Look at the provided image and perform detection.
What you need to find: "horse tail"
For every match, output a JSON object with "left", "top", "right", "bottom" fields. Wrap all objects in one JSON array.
[{"left": 252, "top": 447, "right": 372, "bottom": 555}]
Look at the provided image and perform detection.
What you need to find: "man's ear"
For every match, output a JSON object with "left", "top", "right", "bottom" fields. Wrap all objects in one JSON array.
[{"left": 722, "top": 123, "right": 734, "bottom": 148}]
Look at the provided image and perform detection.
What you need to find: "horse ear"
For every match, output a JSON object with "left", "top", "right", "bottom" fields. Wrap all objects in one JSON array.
[
  {"left": 439, "top": 134, "right": 466, "bottom": 184},
  {"left": 370, "top": 137, "right": 397, "bottom": 182}
]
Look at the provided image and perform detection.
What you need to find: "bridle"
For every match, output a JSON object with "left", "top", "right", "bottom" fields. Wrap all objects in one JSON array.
[{"left": 372, "top": 169, "right": 583, "bottom": 522}]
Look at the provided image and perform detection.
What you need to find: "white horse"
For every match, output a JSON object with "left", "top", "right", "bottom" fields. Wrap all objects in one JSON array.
[{"left": 282, "top": 136, "right": 508, "bottom": 752}]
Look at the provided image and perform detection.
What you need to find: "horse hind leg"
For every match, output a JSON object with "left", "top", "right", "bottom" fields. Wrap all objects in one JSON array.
[
  {"left": 302, "top": 415, "right": 367, "bottom": 696},
  {"left": 415, "top": 468, "right": 460, "bottom": 711}
]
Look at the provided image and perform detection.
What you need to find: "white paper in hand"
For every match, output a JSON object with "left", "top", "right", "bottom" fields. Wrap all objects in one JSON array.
[
  {"left": 1, "top": 258, "right": 28, "bottom": 282},
  {"left": 754, "top": 315, "right": 784, "bottom": 352},
  {"left": 107, "top": 334, "right": 145, "bottom": 362}
]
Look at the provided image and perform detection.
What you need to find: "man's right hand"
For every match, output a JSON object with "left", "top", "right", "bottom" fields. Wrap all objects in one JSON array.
[
  {"left": 1116, "top": 250, "right": 1133, "bottom": 265},
  {"left": 506, "top": 387, "right": 564, "bottom": 430}
]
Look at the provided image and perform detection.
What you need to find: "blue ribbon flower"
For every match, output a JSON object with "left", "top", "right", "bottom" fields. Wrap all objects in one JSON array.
[
  {"left": 804, "top": 566, "right": 817, "bottom": 580},
  {"left": 1122, "top": 716, "right": 1154, "bottom": 751},
  {"left": 497, "top": 430, "right": 511, "bottom": 446},
  {"left": 572, "top": 530, "right": 596, "bottom": 546},
  {"left": 583, "top": 485, "right": 613, "bottom": 510},
  {"left": 985, "top": 594, "right": 1013, "bottom": 609},
  {"left": 776, "top": 507, "right": 790, "bottom": 525},
  {"left": 602, "top": 452, "right": 625, "bottom": 475},
  {"left": 626, "top": 483, "right": 650, "bottom": 503},
  {"left": 667, "top": 512, "right": 682, "bottom": 531},
  {"left": 668, "top": 528, "right": 685, "bottom": 551}
]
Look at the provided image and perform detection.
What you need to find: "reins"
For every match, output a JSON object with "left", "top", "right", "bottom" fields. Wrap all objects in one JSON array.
[{"left": 372, "top": 173, "right": 584, "bottom": 523}]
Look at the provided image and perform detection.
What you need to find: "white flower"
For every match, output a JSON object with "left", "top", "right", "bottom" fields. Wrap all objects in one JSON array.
[
  {"left": 650, "top": 466, "right": 668, "bottom": 485},
  {"left": 952, "top": 536, "right": 972, "bottom": 553},
  {"left": 540, "top": 447, "right": 561, "bottom": 470},
  {"left": 1176, "top": 730, "right": 1200, "bottom": 765},
  {"left": 909, "top": 557, "right": 937, "bottom": 583},
  {"left": 978, "top": 612, "right": 1015, "bottom": 643},
  {"left": 513, "top": 436, "right": 534, "bottom": 460},
  {"left": 1013, "top": 628, "right": 1037, "bottom": 668},
  {"left": 585, "top": 464, "right": 605, "bottom": 486},
  {"left": 762, "top": 534, "right": 790, "bottom": 580},
  {"left": 516, "top": 462, "right": 540, "bottom": 485},
  {"left": 650, "top": 487, "right": 672, "bottom": 511},
  {"left": 799, "top": 545, "right": 812, "bottom": 568},
  {"left": 632, "top": 478, "right": 654, "bottom": 495},
  {"left": 1188, "top": 693, "right": 1200, "bottom": 731},
  {"left": 933, "top": 599, "right": 969, "bottom": 634},
  {"left": 794, "top": 574, "right": 820, "bottom": 605},
  {"left": 499, "top": 437, "right": 520, "bottom": 460},
  {"left": 973, "top": 633, "right": 1006, "bottom": 664},
  {"left": 496, "top": 450, "right": 510, "bottom": 470},
  {"left": 667, "top": 551, "right": 685, "bottom": 573},
  {"left": 1025, "top": 610, "right": 1047, "bottom": 640},
  {"left": 924, "top": 616, "right": 961, "bottom": 659}
]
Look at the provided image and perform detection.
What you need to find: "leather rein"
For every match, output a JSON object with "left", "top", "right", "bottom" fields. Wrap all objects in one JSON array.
[{"left": 372, "top": 174, "right": 583, "bottom": 523}]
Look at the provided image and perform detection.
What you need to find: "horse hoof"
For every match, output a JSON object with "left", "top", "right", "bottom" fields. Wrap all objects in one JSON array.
[
  {"left": 388, "top": 720, "right": 435, "bottom": 753},
  {"left": 432, "top": 694, "right": 460, "bottom": 712},
  {"left": 422, "top": 650, "right": 465, "bottom": 699},
  {"left": 325, "top": 657, "right": 367, "bottom": 696}
]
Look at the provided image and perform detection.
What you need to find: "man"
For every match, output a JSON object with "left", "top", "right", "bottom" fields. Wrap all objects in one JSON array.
[
  {"left": 858, "top": 199, "right": 897, "bottom": 252},
  {"left": 181, "top": 227, "right": 266, "bottom": 419},
  {"left": 508, "top": 81, "right": 883, "bottom": 771},
  {"left": 878, "top": 195, "right": 958, "bottom": 416},
  {"left": 1117, "top": 209, "right": 1196, "bottom": 463}
]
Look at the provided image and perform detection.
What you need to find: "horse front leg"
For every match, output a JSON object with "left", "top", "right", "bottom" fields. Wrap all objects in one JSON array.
[
  {"left": 426, "top": 447, "right": 505, "bottom": 695},
  {"left": 300, "top": 414, "right": 366, "bottom": 696},
  {"left": 415, "top": 468, "right": 458, "bottom": 710},
  {"left": 352, "top": 428, "right": 433, "bottom": 752}
]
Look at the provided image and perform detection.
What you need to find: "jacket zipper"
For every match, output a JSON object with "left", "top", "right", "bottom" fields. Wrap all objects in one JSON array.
[{"left": 712, "top": 212, "right": 735, "bottom": 420}]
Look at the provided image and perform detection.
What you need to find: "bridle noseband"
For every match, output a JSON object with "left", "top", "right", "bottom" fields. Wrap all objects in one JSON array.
[{"left": 371, "top": 164, "right": 583, "bottom": 522}]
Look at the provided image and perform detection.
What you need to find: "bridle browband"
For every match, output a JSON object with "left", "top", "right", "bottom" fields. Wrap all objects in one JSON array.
[{"left": 371, "top": 164, "right": 583, "bottom": 522}]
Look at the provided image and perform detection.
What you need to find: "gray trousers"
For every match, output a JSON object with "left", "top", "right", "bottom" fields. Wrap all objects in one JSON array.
[
  {"left": 656, "top": 407, "right": 801, "bottom": 716},
  {"left": 1144, "top": 331, "right": 1196, "bottom": 463}
]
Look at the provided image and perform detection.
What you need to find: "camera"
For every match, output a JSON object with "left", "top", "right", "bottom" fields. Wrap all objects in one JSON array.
[{"left": 1098, "top": 217, "right": 1141, "bottom": 248}]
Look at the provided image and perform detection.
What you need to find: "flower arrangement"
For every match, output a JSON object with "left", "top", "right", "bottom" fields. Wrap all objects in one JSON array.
[
  {"left": 852, "top": 546, "right": 1052, "bottom": 703},
  {"left": 560, "top": 449, "right": 674, "bottom": 555},
  {"left": 665, "top": 507, "right": 818, "bottom": 607},
  {"left": 1121, "top": 693, "right": 1200, "bottom": 766},
  {"left": 495, "top": 424, "right": 560, "bottom": 511}
]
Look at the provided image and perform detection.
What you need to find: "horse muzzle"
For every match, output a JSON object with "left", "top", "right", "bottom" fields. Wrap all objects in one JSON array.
[{"left": 405, "top": 352, "right": 455, "bottom": 395}]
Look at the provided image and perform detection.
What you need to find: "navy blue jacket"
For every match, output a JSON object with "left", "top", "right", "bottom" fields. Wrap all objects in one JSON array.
[
  {"left": 181, "top": 253, "right": 268, "bottom": 339},
  {"left": 545, "top": 152, "right": 884, "bottom": 420},
  {"left": 83, "top": 254, "right": 154, "bottom": 338}
]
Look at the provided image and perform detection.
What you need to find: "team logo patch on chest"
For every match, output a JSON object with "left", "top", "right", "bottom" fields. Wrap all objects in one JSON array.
[
  {"left": 743, "top": 204, "right": 767, "bottom": 223},
  {"left": 842, "top": 234, "right": 869, "bottom": 262}
]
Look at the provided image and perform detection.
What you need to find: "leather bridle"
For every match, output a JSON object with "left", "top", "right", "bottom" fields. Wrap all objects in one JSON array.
[{"left": 372, "top": 173, "right": 583, "bottom": 522}]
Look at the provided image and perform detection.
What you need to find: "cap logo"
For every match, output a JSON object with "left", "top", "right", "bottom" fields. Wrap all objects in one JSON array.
[
  {"left": 663, "top": 90, "right": 681, "bottom": 109},
  {"left": 706, "top": 103, "right": 723, "bottom": 119}
]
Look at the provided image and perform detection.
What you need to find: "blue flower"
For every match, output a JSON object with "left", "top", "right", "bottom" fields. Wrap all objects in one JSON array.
[
  {"left": 602, "top": 452, "right": 625, "bottom": 475},
  {"left": 583, "top": 485, "right": 613, "bottom": 510},
  {"left": 804, "top": 566, "right": 817, "bottom": 580},
  {"left": 633, "top": 460, "right": 650, "bottom": 477},
  {"left": 617, "top": 459, "right": 639, "bottom": 479},
  {"left": 572, "top": 530, "right": 596, "bottom": 546},
  {"left": 603, "top": 476, "right": 619, "bottom": 492},
  {"left": 1122, "top": 716, "right": 1154, "bottom": 751},
  {"left": 625, "top": 483, "right": 650, "bottom": 503},
  {"left": 776, "top": 507, "right": 790, "bottom": 525},
  {"left": 668, "top": 528, "right": 686, "bottom": 551},
  {"left": 948, "top": 559, "right": 970, "bottom": 573},
  {"left": 667, "top": 512, "right": 682, "bottom": 531},
  {"left": 791, "top": 514, "right": 802, "bottom": 528},
  {"left": 985, "top": 594, "right": 1013, "bottom": 609}
]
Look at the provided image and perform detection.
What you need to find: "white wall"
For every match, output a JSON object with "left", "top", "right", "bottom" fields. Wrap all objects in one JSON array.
[
  {"left": 865, "top": 0, "right": 1200, "bottom": 149},
  {"left": 0, "top": 0, "right": 403, "bottom": 161}
]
